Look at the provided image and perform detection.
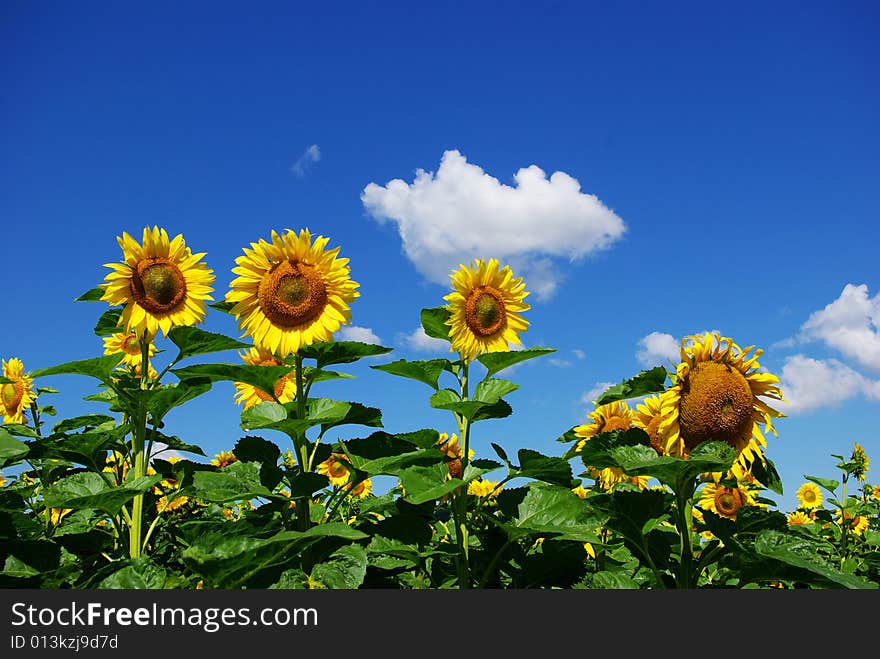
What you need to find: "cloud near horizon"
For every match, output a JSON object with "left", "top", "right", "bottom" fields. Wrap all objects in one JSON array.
[{"left": 361, "top": 149, "right": 626, "bottom": 300}]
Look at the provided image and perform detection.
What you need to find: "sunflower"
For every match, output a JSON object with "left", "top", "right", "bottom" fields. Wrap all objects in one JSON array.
[
  {"left": 114, "top": 361, "right": 159, "bottom": 381},
  {"left": 690, "top": 507, "right": 716, "bottom": 541},
  {"left": 226, "top": 229, "right": 360, "bottom": 357},
  {"left": 49, "top": 508, "right": 72, "bottom": 526},
  {"left": 633, "top": 395, "right": 667, "bottom": 456},
  {"left": 436, "top": 432, "right": 474, "bottom": 479},
  {"left": 836, "top": 511, "right": 870, "bottom": 536},
  {"left": 698, "top": 481, "right": 756, "bottom": 520},
  {"left": 796, "top": 482, "right": 823, "bottom": 510},
  {"left": 211, "top": 451, "right": 238, "bottom": 469},
  {"left": 0, "top": 472, "right": 5, "bottom": 488},
  {"left": 1, "top": 358, "right": 36, "bottom": 424},
  {"left": 317, "top": 453, "right": 351, "bottom": 487},
  {"left": 444, "top": 258, "right": 530, "bottom": 361},
  {"left": 467, "top": 479, "right": 503, "bottom": 499},
  {"left": 850, "top": 443, "right": 870, "bottom": 482},
  {"left": 574, "top": 401, "right": 650, "bottom": 491},
  {"left": 657, "top": 332, "right": 785, "bottom": 476},
  {"left": 572, "top": 486, "right": 589, "bottom": 499},
  {"left": 232, "top": 347, "right": 297, "bottom": 410},
  {"left": 873, "top": 485, "right": 880, "bottom": 501},
  {"left": 102, "top": 331, "right": 156, "bottom": 367},
  {"left": 101, "top": 226, "right": 215, "bottom": 338},
  {"left": 157, "top": 495, "right": 189, "bottom": 513},
  {"left": 346, "top": 478, "right": 373, "bottom": 499},
  {"left": 787, "top": 511, "right": 813, "bottom": 526}
]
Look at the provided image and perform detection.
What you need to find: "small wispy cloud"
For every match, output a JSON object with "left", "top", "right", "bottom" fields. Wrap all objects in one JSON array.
[
  {"left": 581, "top": 382, "right": 614, "bottom": 405},
  {"left": 338, "top": 325, "right": 382, "bottom": 345},
  {"left": 549, "top": 358, "right": 572, "bottom": 368},
  {"left": 397, "top": 327, "right": 449, "bottom": 353},
  {"left": 572, "top": 349, "right": 586, "bottom": 360},
  {"left": 291, "top": 144, "right": 321, "bottom": 177},
  {"left": 636, "top": 332, "right": 681, "bottom": 368}
]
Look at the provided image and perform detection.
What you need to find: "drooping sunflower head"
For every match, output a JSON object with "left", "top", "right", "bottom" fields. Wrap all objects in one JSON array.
[
  {"left": 101, "top": 227, "right": 215, "bottom": 338},
  {"left": 1, "top": 357, "right": 36, "bottom": 425},
  {"left": 232, "top": 346, "right": 297, "bottom": 410},
  {"left": 317, "top": 453, "right": 352, "bottom": 487},
  {"left": 211, "top": 451, "right": 238, "bottom": 469},
  {"left": 346, "top": 479, "right": 373, "bottom": 499},
  {"left": 796, "top": 482, "right": 823, "bottom": 510},
  {"left": 634, "top": 395, "right": 667, "bottom": 456},
  {"left": 698, "top": 480, "right": 756, "bottom": 520},
  {"left": 836, "top": 511, "right": 870, "bottom": 536},
  {"left": 443, "top": 258, "right": 530, "bottom": 361},
  {"left": 850, "top": 442, "right": 870, "bottom": 482},
  {"left": 103, "top": 331, "right": 156, "bottom": 367},
  {"left": 657, "top": 332, "right": 785, "bottom": 475},
  {"left": 436, "top": 431, "right": 475, "bottom": 479},
  {"left": 226, "top": 229, "right": 360, "bottom": 357}
]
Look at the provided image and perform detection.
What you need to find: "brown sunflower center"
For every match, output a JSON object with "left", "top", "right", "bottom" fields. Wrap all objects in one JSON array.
[
  {"left": 258, "top": 260, "right": 328, "bottom": 328},
  {"left": 678, "top": 361, "right": 754, "bottom": 452},
  {"left": 714, "top": 487, "right": 743, "bottom": 517},
  {"left": 255, "top": 376, "right": 289, "bottom": 403},
  {"left": 1, "top": 381, "right": 23, "bottom": 411},
  {"left": 131, "top": 258, "right": 187, "bottom": 315},
  {"left": 122, "top": 334, "right": 142, "bottom": 356},
  {"left": 645, "top": 415, "right": 664, "bottom": 455},
  {"left": 465, "top": 287, "right": 506, "bottom": 337},
  {"left": 328, "top": 459, "right": 348, "bottom": 478}
]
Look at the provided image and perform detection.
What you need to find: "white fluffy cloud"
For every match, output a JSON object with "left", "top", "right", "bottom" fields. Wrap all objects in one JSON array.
[
  {"left": 338, "top": 326, "right": 382, "bottom": 344},
  {"left": 581, "top": 382, "right": 614, "bottom": 405},
  {"left": 800, "top": 283, "right": 880, "bottom": 371},
  {"left": 398, "top": 327, "right": 449, "bottom": 353},
  {"left": 361, "top": 149, "right": 626, "bottom": 300},
  {"left": 636, "top": 332, "right": 681, "bottom": 367},
  {"left": 291, "top": 144, "right": 321, "bottom": 177},
  {"left": 778, "top": 354, "right": 880, "bottom": 414}
]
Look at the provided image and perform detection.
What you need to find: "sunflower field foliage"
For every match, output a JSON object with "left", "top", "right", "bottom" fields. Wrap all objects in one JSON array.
[{"left": 1, "top": 226, "right": 879, "bottom": 590}]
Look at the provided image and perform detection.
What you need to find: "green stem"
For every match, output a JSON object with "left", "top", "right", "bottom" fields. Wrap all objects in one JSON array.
[
  {"left": 453, "top": 359, "right": 472, "bottom": 589},
  {"left": 478, "top": 538, "right": 514, "bottom": 588},
  {"left": 28, "top": 402, "right": 42, "bottom": 437},
  {"left": 674, "top": 487, "right": 695, "bottom": 589},
  {"left": 127, "top": 334, "right": 151, "bottom": 559},
  {"left": 293, "top": 353, "right": 311, "bottom": 531}
]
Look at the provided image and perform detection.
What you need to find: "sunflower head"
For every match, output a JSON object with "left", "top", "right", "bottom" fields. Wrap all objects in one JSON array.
[
  {"left": 346, "top": 479, "right": 373, "bottom": 499},
  {"left": 232, "top": 347, "right": 297, "bottom": 410},
  {"left": 698, "top": 480, "right": 756, "bottom": 520},
  {"left": 787, "top": 511, "right": 813, "bottom": 526},
  {"left": 634, "top": 395, "right": 666, "bottom": 456},
  {"left": 849, "top": 443, "right": 870, "bottom": 482},
  {"left": 317, "top": 453, "right": 351, "bottom": 487},
  {"left": 157, "top": 495, "right": 189, "bottom": 513},
  {"left": 658, "top": 332, "right": 785, "bottom": 476},
  {"left": 211, "top": 451, "right": 238, "bottom": 469},
  {"left": 103, "top": 331, "right": 156, "bottom": 367},
  {"left": 443, "top": 259, "right": 530, "bottom": 361},
  {"left": 796, "top": 482, "right": 823, "bottom": 510},
  {"left": 574, "top": 401, "right": 648, "bottom": 490},
  {"left": 101, "top": 227, "right": 215, "bottom": 337},
  {"left": 467, "top": 479, "right": 503, "bottom": 499},
  {"left": 226, "top": 229, "right": 360, "bottom": 357},
  {"left": 1, "top": 358, "right": 36, "bottom": 425}
]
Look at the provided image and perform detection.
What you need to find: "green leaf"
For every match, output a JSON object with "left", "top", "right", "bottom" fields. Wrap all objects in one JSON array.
[
  {"left": 593, "top": 366, "right": 668, "bottom": 406},
  {"left": 310, "top": 544, "right": 368, "bottom": 589},
  {"left": 506, "top": 482, "right": 606, "bottom": 542},
  {"left": 93, "top": 308, "right": 123, "bottom": 336},
  {"left": 428, "top": 389, "right": 512, "bottom": 421},
  {"left": 52, "top": 414, "right": 116, "bottom": 434},
  {"left": 477, "top": 348, "right": 556, "bottom": 378},
  {"left": 98, "top": 558, "right": 167, "bottom": 589},
  {"left": 371, "top": 359, "right": 449, "bottom": 390},
  {"left": 232, "top": 436, "right": 281, "bottom": 465},
  {"left": 754, "top": 530, "right": 878, "bottom": 589},
  {"left": 290, "top": 472, "right": 330, "bottom": 498},
  {"left": 192, "top": 461, "right": 272, "bottom": 503},
  {"left": 589, "top": 489, "right": 673, "bottom": 552},
  {"left": 150, "top": 432, "right": 206, "bottom": 457},
  {"left": 804, "top": 475, "right": 839, "bottom": 494},
  {"left": 42, "top": 472, "right": 161, "bottom": 514},
  {"left": 0, "top": 429, "right": 29, "bottom": 468},
  {"left": 138, "top": 378, "right": 213, "bottom": 419},
  {"left": 172, "top": 363, "right": 291, "bottom": 399},
  {"left": 344, "top": 432, "right": 446, "bottom": 475},
  {"left": 304, "top": 368, "right": 355, "bottom": 384},
  {"left": 30, "top": 353, "right": 125, "bottom": 383},
  {"left": 513, "top": 449, "right": 573, "bottom": 487},
  {"left": 209, "top": 300, "right": 236, "bottom": 313},
  {"left": 474, "top": 378, "right": 519, "bottom": 403},
  {"left": 420, "top": 307, "right": 452, "bottom": 341},
  {"left": 168, "top": 326, "right": 251, "bottom": 361},
  {"left": 76, "top": 287, "right": 106, "bottom": 302},
  {"left": 399, "top": 464, "right": 465, "bottom": 505},
  {"left": 240, "top": 399, "right": 382, "bottom": 437},
  {"left": 297, "top": 341, "right": 393, "bottom": 368},
  {"left": 591, "top": 571, "right": 641, "bottom": 589},
  {"left": 750, "top": 456, "right": 784, "bottom": 495}
]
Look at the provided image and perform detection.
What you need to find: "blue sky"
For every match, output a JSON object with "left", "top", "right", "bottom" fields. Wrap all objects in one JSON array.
[{"left": 2, "top": 1, "right": 878, "bottom": 512}]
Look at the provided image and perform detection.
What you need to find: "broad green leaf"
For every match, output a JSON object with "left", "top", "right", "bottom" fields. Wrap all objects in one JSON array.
[
  {"left": 0, "top": 376, "right": 12, "bottom": 384},
  {"left": 513, "top": 449, "right": 573, "bottom": 487},
  {"left": 31, "top": 353, "right": 125, "bottom": 383},
  {"left": 750, "top": 456, "right": 784, "bottom": 495},
  {"left": 395, "top": 428, "right": 442, "bottom": 449},
  {"left": 150, "top": 432, "right": 206, "bottom": 457},
  {"left": 98, "top": 558, "right": 167, "bottom": 589},
  {"left": 137, "top": 378, "right": 213, "bottom": 419},
  {"left": 75, "top": 287, "right": 106, "bottom": 302},
  {"left": 240, "top": 401, "right": 288, "bottom": 429},
  {"left": 240, "top": 398, "right": 381, "bottom": 437},
  {"left": 591, "top": 571, "right": 641, "bottom": 589},
  {"left": 399, "top": 464, "right": 465, "bottom": 505},
  {"left": 209, "top": 300, "right": 236, "bottom": 313},
  {"left": 310, "top": 544, "right": 368, "bottom": 589},
  {"left": 172, "top": 363, "right": 291, "bottom": 399},
  {"left": 232, "top": 436, "right": 280, "bottom": 465},
  {"left": 1, "top": 424, "right": 39, "bottom": 438},
  {"left": 0, "top": 429, "right": 29, "bottom": 468},
  {"left": 588, "top": 489, "right": 673, "bottom": 551},
  {"left": 93, "top": 308, "right": 123, "bottom": 336},
  {"left": 506, "top": 482, "right": 605, "bottom": 542},
  {"left": 594, "top": 366, "right": 668, "bottom": 406},
  {"left": 268, "top": 568, "right": 310, "bottom": 589},
  {"left": 474, "top": 378, "right": 518, "bottom": 403},
  {"left": 491, "top": 442, "right": 512, "bottom": 467},
  {"left": 420, "top": 307, "right": 452, "bottom": 341},
  {"left": 429, "top": 389, "right": 512, "bottom": 421},
  {"left": 192, "top": 461, "right": 272, "bottom": 503},
  {"left": 49, "top": 427, "right": 129, "bottom": 467},
  {"left": 42, "top": 472, "right": 161, "bottom": 514},
  {"left": 290, "top": 472, "right": 330, "bottom": 498},
  {"left": 343, "top": 432, "right": 446, "bottom": 475},
  {"left": 304, "top": 368, "right": 355, "bottom": 384},
  {"left": 477, "top": 348, "right": 556, "bottom": 378},
  {"left": 52, "top": 414, "right": 116, "bottom": 434},
  {"left": 168, "top": 326, "right": 251, "bottom": 361},
  {"left": 804, "top": 475, "right": 839, "bottom": 494},
  {"left": 297, "top": 341, "right": 392, "bottom": 368},
  {"left": 754, "top": 530, "right": 878, "bottom": 589},
  {"left": 371, "top": 359, "right": 448, "bottom": 390}
]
